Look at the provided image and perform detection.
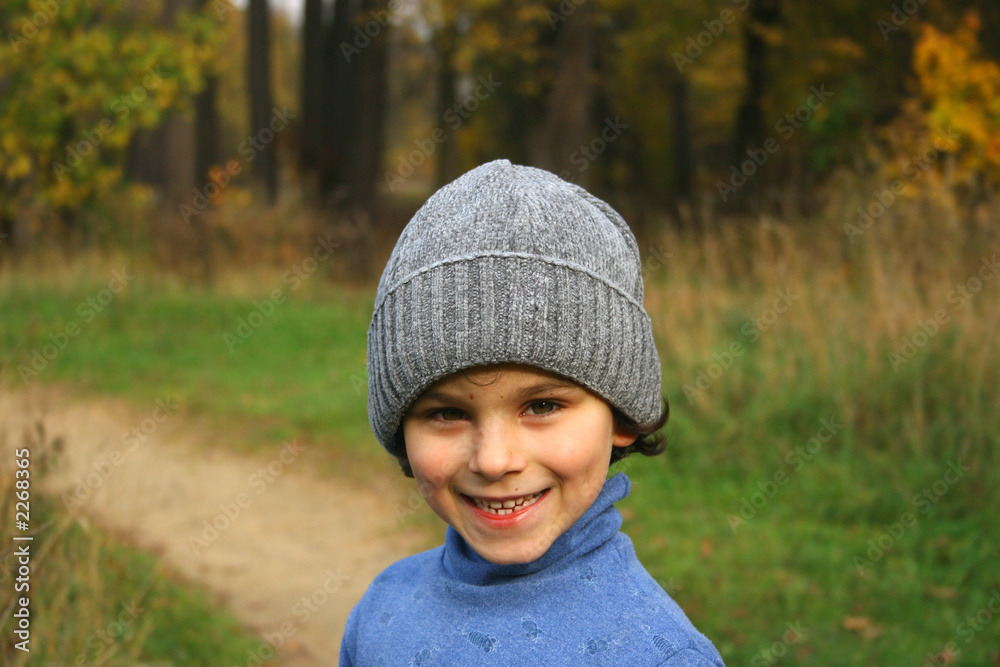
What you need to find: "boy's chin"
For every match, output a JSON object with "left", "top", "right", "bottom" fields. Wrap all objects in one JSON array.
[{"left": 467, "top": 535, "right": 556, "bottom": 565}]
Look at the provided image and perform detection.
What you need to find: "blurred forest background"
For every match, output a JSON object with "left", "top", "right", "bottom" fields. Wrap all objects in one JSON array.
[
  {"left": 1, "top": 0, "right": 998, "bottom": 263},
  {"left": 2, "top": 0, "right": 1000, "bottom": 665}
]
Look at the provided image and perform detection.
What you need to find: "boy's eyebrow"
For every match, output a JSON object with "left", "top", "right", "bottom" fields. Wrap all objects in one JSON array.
[
  {"left": 416, "top": 379, "right": 582, "bottom": 405},
  {"left": 511, "top": 379, "right": 581, "bottom": 400}
]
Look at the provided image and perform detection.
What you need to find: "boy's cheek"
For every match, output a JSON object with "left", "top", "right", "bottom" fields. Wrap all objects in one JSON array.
[
  {"left": 540, "top": 445, "right": 611, "bottom": 479},
  {"left": 567, "top": 476, "right": 607, "bottom": 515},
  {"left": 408, "top": 453, "right": 454, "bottom": 492},
  {"left": 413, "top": 473, "right": 442, "bottom": 500}
]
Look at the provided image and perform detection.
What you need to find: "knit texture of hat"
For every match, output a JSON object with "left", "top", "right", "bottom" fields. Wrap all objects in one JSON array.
[{"left": 367, "top": 159, "right": 662, "bottom": 456}]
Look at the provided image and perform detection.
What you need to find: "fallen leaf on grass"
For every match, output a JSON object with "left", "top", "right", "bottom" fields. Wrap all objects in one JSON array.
[
  {"left": 699, "top": 538, "right": 714, "bottom": 559},
  {"left": 927, "top": 585, "right": 957, "bottom": 600},
  {"left": 842, "top": 615, "right": 883, "bottom": 640},
  {"left": 925, "top": 644, "right": 960, "bottom": 665}
]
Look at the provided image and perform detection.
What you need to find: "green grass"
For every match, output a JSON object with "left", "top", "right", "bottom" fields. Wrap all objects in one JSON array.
[
  {"left": 612, "top": 310, "right": 999, "bottom": 664},
  {"left": 2, "top": 281, "right": 380, "bottom": 459},
  {"left": 2, "top": 258, "right": 998, "bottom": 665}
]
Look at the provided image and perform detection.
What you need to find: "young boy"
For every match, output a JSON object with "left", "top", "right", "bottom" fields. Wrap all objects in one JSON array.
[{"left": 340, "top": 160, "right": 724, "bottom": 666}]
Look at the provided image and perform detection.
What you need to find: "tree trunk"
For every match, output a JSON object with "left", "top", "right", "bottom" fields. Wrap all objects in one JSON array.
[
  {"left": 300, "top": 0, "right": 324, "bottom": 176},
  {"left": 533, "top": 2, "right": 594, "bottom": 187},
  {"left": 320, "top": 0, "right": 358, "bottom": 196},
  {"left": 248, "top": 0, "right": 278, "bottom": 203},
  {"left": 320, "top": 0, "right": 387, "bottom": 216},
  {"left": 194, "top": 76, "right": 220, "bottom": 183},
  {"left": 125, "top": 0, "right": 197, "bottom": 204},
  {"left": 348, "top": 0, "right": 388, "bottom": 212},
  {"left": 435, "top": 13, "right": 458, "bottom": 188},
  {"left": 672, "top": 75, "right": 693, "bottom": 205},
  {"left": 734, "top": 0, "right": 781, "bottom": 206},
  {"left": 193, "top": 0, "right": 220, "bottom": 186}
]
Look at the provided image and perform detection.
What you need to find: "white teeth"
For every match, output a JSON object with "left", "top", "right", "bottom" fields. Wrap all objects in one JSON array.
[{"left": 471, "top": 492, "right": 543, "bottom": 515}]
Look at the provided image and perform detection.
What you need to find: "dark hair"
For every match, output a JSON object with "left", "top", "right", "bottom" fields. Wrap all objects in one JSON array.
[
  {"left": 610, "top": 397, "right": 670, "bottom": 465},
  {"left": 391, "top": 394, "right": 670, "bottom": 478}
]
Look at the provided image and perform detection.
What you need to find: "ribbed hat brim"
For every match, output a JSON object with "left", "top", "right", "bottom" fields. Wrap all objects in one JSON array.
[{"left": 367, "top": 255, "right": 662, "bottom": 455}]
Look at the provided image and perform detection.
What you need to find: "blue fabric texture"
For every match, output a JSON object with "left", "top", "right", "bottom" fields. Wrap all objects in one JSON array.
[{"left": 340, "top": 473, "right": 724, "bottom": 666}]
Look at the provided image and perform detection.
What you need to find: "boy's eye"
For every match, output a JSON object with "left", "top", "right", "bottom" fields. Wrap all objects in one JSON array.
[
  {"left": 434, "top": 408, "right": 465, "bottom": 421},
  {"left": 526, "top": 401, "right": 558, "bottom": 415}
]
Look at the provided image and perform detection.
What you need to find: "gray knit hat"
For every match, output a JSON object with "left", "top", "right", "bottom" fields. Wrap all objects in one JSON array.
[{"left": 367, "top": 159, "right": 662, "bottom": 456}]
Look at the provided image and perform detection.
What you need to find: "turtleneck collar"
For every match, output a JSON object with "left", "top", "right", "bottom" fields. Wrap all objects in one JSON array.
[{"left": 442, "top": 473, "right": 631, "bottom": 586}]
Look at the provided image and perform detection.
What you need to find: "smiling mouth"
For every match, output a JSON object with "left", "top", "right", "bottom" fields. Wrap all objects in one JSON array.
[{"left": 466, "top": 491, "right": 546, "bottom": 516}]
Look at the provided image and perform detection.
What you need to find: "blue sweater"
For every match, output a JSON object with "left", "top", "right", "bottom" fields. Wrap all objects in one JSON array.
[{"left": 340, "top": 473, "right": 724, "bottom": 666}]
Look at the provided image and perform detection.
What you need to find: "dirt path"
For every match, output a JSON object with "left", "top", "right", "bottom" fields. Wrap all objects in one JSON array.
[{"left": 0, "top": 386, "right": 429, "bottom": 666}]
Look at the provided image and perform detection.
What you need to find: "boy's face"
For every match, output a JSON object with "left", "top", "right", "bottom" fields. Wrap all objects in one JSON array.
[{"left": 402, "top": 364, "right": 636, "bottom": 565}]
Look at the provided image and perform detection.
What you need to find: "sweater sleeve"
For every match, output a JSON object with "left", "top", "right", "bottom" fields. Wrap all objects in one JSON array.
[
  {"left": 339, "top": 602, "right": 360, "bottom": 667},
  {"left": 658, "top": 647, "right": 725, "bottom": 667}
]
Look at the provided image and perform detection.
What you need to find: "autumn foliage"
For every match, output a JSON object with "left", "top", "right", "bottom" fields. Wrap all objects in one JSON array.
[
  {"left": 911, "top": 12, "right": 1000, "bottom": 189},
  {"left": 0, "top": 0, "right": 217, "bottom": 237}
]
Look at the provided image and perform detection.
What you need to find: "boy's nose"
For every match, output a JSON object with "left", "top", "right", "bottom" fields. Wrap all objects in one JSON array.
[{"left": 468, "top": 420, "right": 526, "bottom": 481}]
